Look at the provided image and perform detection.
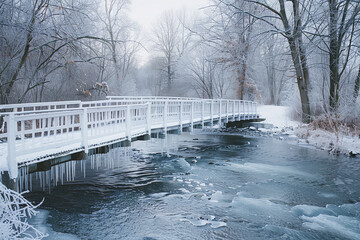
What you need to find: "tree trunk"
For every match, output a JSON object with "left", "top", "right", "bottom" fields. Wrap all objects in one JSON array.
[
  {"left": 288, "top": 37, "right": 311, "bottom": 123},
  {"left": 278, "top": 0, "right": 311, "bottom": 123},
  {"left": 237, "top": 63, "right": 246, "bottom": 100},
  {"left": 354, "top": 64, "right": 360, "bottom": 101},
  {"left": 4, "top": 18, "right": 35, "bottom": 104},
  {"left": 167, "top": 63, "right": 171, "bottom": 93},
  {"left": 328, "top": 0, "right": 340, "bottom": 110}
]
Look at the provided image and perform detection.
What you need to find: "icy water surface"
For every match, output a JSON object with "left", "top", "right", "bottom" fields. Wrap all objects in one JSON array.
[{"left": 24, "top": 133, "right": 360, "bottom": 240}]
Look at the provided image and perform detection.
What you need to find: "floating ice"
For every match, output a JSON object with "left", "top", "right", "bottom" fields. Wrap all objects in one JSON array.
[
  {"left": 174, "top": 158, "right": 191, "bottom": 172},
  {"left": 292, "top": 203, "right": 360, "bottom": 240},
  {"left": 178, "top": 188, "right": 190, "bottom": 193},
  {"left": 209, "top": 191, "right": 223, "bottom": 203},
  {"left": 180, "top": 215, "right": 226, "bottom": 229},
  {"left": 301, "top": 214, "right": 360, "bottom": 240},
  {"left": 230, "top": 193, "right": 292, "bottom": 224},
  {"left": 292, "top": 205, "right": 335, "bottom": 217},
  {"left": 210, "top": 221, "right": 227, "bottom": 229},
  {"left": 227, "top": 162, "right": 312, "bottom": 178}
]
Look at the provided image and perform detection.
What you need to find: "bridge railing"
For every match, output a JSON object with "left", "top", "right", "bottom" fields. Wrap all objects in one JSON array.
[{"left": 1, "top": 97, "right": 258, "bottom": 179}]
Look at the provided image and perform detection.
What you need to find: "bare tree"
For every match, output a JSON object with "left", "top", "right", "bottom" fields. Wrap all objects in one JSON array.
[
  {"left": 0, "top": 0, "right": 112, "bottom": 103},
  {"left": 227, "top": 0, "right": 312, "bottom": 123},
  {"left": 152, "top": 10, "right": 192, "bottom": 95},
  {"left": 262, "top": 35, "right": 290, "bottom": 105},
  {"left": 99, "top": 0, "right": 140, "bottom": 95},
  {"left": 354, "top": 64, "right": 360, "bottom": 102},
  {"left": 327, "top": 0, "right": 360, "bottom": 110}
]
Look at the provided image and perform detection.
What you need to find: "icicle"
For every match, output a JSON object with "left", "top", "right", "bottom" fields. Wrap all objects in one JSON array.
[
  {"left": 47, "top": 170, "right": 51, "bottom": 193},
  {"left": 61, "top": 164, "right": 64, "bottom": 185},
  {"left": 30, "top": 172, "right": 32, "bottom": 192},
  {"left": 83, "top": 160, "right": 86, "bottom": 178}
]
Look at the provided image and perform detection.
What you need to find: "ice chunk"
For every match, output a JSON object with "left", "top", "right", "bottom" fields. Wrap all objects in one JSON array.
[
  {"left": 301, "top": 214, "right": 360, "bottom": 240},
  {"left": 209, "top": 191, "right": 223, "bottom": 203},
  {"left": 210, "top": 221, "right": 227, "bottom": 229}
]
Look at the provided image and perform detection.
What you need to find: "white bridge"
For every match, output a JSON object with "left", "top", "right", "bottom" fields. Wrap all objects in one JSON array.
[{"left": 0, "top": 96, "right": 259, "bottom": 179}]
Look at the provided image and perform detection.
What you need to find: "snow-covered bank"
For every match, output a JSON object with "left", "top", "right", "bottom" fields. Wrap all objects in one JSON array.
[{"left": 257, "top": 105, "right": 360, "bottom": 156}]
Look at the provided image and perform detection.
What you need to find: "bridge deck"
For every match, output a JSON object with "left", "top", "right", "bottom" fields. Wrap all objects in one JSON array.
[{"left": 0, "top": 97, "right": 259, "bottom": 178}]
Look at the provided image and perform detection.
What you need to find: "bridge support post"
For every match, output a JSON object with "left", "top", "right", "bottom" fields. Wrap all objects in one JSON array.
[
  {"left": 81, "top": 108, "right": 89, "bottom": 154},
  {"left": 6, "top": 113, "right": 18, "bottom": 179},
  {"left": 1, "top": 171, "right": 16, "bottom": 190}
]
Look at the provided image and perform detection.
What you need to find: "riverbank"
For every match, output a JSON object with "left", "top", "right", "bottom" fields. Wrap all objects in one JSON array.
[
  {"left": 257, "top": 105, "right": 359, "bottom": 157},
  {"left": 205, "top": 105, "right": 359, "bottom": 157}
]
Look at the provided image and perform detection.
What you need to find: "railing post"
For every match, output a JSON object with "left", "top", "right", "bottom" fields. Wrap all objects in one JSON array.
[
  {"left": 7, "top": 113, "right": 18, "bottom": 179},
  {"left": 255, "top": 102, "right": 258, "bottom": 117},
  {"left": 246, "top": 101, "right": 249, "bottom": 120},
  {"left": 251, "top": 102, "right": 254, "bottom": 117},
  {"left": 179, "top": 101, "right": 183, "bottom": 133},
  {"left": 210, "top": 100, "right": 214, "bottom": 127},
  {"left": 201, "top": 100, "right": 204, "bottom": 128},
  {"left": 147, "top": 102, "right": 152, "bottom": 134},
  {"left": 219, "top": 100, "right": 222, "bottom": 127},
  {"left": 126, "top": 105, "right": 131, "bottom": 140},
  {"left": 233, "top": 101, "right": 235, "bottom": 121},
  {"left": 242, "top": 101, "right": 245, "bottom": 120},
  {"left": 238, "top": 100, "right": 241, "bottom": 119},
  {"left": 163, "top": 101, "right": 168, "bottom": 132},
  {"left": 226, "top": 100, "right": 229, "bottom": 123},
  {"left": 81, "top": 108, "right": 89, "bottom": 154},
  {"left": 190, "top": 101, "right": 194, "bottom": 132}
]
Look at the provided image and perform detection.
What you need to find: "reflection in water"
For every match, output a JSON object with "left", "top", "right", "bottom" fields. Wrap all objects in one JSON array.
[
  {"left": 18, "top": 134, "right": 180, "bottom": 193},
  {"left": 22, "top": 133, "right": 360, "bottom": 240},
  {"left": 18, "top": 147, "right": 130, "bottom": 193}
]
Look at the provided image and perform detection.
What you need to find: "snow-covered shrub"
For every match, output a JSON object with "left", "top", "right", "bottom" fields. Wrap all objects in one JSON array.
[{"left": 0, "top": 182, "right": 46, "bottom": 239}]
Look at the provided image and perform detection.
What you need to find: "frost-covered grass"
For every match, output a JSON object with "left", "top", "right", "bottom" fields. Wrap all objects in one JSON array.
[
  {"left": 258, "top": 105, "right": 360, "bottom": 156},
  {"left": 0, "top": 182, "right": 46, "bottom": 239},
  {"left": 296, "top": 114, "right": 360, "bottom": 155}
]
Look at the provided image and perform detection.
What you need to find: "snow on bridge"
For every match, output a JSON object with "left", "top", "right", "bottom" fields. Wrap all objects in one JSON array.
[{"left": 0, "top": 96, "right": 259, "bottom": 179}]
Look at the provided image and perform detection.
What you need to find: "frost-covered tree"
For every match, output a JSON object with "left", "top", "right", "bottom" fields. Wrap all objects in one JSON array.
[
  {"left": 97, "top": 0, "right": 140, "bottom": 95},
  {"left": 151, "top": 10, "right": 192, "bottom": 95},
  {"left": 0, "top": 182, "right": 45, "bottom": 239},
  {"left": 186, "top": 44, "right": 233, "bottom": 98}
]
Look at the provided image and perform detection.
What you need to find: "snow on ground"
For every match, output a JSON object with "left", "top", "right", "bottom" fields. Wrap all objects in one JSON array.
[
  {"left": 257, "top": 105, "right": 299, "bottom": 129},
  {"left": 257, "top": 105, "right": 360, "bottom": 156},
  {"left": 296, "top": 127, "right": 360, "bottom": 155}
]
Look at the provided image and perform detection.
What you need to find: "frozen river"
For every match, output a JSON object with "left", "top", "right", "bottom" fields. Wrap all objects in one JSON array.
[{"left": 24, "top": 133, "right": 360, "bottom": 240}]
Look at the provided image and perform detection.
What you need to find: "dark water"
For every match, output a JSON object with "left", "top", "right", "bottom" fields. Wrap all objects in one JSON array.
[{"left": 24, "top": 133, "right": 360, "bottom": 240}]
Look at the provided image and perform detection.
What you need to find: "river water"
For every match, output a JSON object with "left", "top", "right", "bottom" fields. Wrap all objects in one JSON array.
[{"left": 24, "top": 133, "right": 360, "bottom": 240}]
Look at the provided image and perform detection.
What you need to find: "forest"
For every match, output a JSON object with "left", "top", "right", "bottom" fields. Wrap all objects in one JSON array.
[{"left": 0, "top": 0, "right": 359, "bottom": 125}]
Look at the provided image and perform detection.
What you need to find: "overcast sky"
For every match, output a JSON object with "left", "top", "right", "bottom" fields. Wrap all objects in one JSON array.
[{"left": 129, "top": 0, "right": 209, "bottom": 65}]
